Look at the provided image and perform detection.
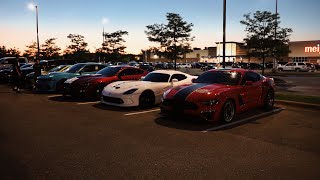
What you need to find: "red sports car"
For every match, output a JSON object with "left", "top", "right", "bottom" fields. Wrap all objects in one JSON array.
[
  {"left": 62, "top": 66, "right": 148, "bottom": 99},
  {"left": 160, "top": 69, "right": 275, "bottom": 122}
]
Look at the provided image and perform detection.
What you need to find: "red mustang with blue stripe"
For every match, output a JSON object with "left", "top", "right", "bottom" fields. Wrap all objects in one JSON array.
[{"left": 160, "top": 69, "right": 275, "bottom": 122}]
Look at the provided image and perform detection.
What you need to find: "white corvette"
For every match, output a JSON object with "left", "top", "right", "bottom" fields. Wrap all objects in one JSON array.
[{"left": 101, "top": 70, "right": 197, "bottom": 107}]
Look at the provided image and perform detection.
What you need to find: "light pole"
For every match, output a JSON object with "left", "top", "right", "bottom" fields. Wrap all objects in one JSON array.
[
  {"left": 273, "top": 0, "right": 278, "bottom": 72},
  {"left": 35, "top": 5, "right": 40, "bottom": 59},
  {"left": 28, "top": 3, "right": 40, "bottom": 60},
  {"left": 222, "top": 0, "right": 226, "bottom": 68}
]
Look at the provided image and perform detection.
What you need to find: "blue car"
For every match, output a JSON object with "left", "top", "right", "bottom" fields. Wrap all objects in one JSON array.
[{"left": 36, "top": 63, "right": 108, "bottom": 92}]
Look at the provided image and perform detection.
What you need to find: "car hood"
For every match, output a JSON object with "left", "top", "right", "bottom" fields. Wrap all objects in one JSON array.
[
  {"left": 37, "top": 72, "right": 74, "bottom": 80},
  {"left": 166, "top": 83, "right": 233, "bottom": 101},
  {"left": 104, "top": 81, "right": 170, "bottom": 94}
]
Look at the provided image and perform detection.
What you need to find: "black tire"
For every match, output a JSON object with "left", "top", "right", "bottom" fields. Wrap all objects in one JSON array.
[
  {"left": 264, "top": 90, "right": 274, "bottom": 111},
  {"left": 278, "top": 68, "right": 283, "bottom": 72},
  {"left": 96, "top": 84, "right": 106, "bottom": 100},
  {"left": 295, "top": 68, "right": 300, "bottom": 72},
  {"left": 221, "top": 100, "right": 235, "bottom": 123},
  {"left": 56, "top": 79, "right": 66, "bottom": 93},
  {"left": 139, "top": 91, "right": 155, "bottom": 108}
]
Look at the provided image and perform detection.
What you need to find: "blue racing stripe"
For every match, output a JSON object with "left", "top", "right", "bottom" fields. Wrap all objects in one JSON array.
[{"left": 174, "top": 83, "right": 209, "bottom": 101}]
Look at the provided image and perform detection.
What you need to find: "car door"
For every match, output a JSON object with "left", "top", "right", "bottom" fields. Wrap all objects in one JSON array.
[{"left": 240, "top": 72, "right": 263, "bottom": 107}]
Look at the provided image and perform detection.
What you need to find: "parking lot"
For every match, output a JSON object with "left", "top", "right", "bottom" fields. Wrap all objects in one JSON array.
[{"left": 1, "top": 84, "right": 320, "bottom": 179}]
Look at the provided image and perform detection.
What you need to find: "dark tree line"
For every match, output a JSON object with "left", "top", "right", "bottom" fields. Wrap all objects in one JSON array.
[{"left": 2, "top": 11, "right": 292, "bottom": 68}]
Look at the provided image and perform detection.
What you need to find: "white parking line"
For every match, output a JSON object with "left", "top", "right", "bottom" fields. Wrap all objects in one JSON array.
[
  {"left": 202, "top": 108, "right": 285, "bottom": 132},
  {"left": 77, "top": 101, "right": 100, "bottom": 105},
  {"left": 47, "top": 95, "right": 61, "bottom": 98},
  {"left": 124, "top": 109, "right": 160, "bottom": 116}
]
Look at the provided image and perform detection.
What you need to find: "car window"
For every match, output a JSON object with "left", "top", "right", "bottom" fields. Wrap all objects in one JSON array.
[
  {"left": 194, "top": 71, "right": 241, "bottom": 85},
  {"left": 96, "top": 65, "right": 106, "bottom": 71},
  {"left": 136, "top": 69, "right": 145, "bottom": 74},
  {"left": 81, "top": 65, "right": 97, "bottom": 72},
  {"left": 143, "top": 73, "right": 170, "bottom": 82},
  {"left": 170, "top": 74, "right": 187, "bottom": 81},
  {"left": 119, "top": 68, "right": 137, "bottom": 76},
  {"left": 242, "top": 72, "right": 260, "bottom": 84},
  {"left": 298, "top": 63, "right": 305, "bottom": 66},
  {"left": 18, "top": 58, "right": 26, "bottom": 63}
]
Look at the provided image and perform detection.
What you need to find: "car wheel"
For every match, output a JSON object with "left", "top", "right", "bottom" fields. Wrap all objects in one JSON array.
[
  {"left": 139, "top": 91, "right": 155, "bottom": 108},
  {"left": 96, "top": 84, "right": 106, "bottom": 100},
  {"left": 264, "top": 90, "right": 274, "bottom": 111},
  {"left": 56, "top": 79, "right": 66, "bottom": 93},
  {"left": 222, "top": 100, "right": 235, "bottom": 123},
  {"left": 278, "top": 68, "right": 283, "bottom": 71},
  {"left": 295, "top": 68, "right": 300, "bottom": 72}
]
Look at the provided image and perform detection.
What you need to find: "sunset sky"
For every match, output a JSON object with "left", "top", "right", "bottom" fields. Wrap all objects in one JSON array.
[{"left": 0, "top": 0, "right": 319, "bottom": 54}]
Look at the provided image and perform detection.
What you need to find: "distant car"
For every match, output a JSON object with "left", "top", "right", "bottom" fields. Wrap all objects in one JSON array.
[
  {"left": 277, "top": 62, "right": 310, "bottom": 72},
  {"left": 247, "top": 63, "right": 263, "bottom": 70},
  {"left": 180, "top": 63, "right": 192, "bottom": 68},
  {"left": 63, "top": 66, "right": 148, "bottom": 99},
  {"left": 0, "top": 57, "right": 28, "bottom": 70},
  {"left": 139, "top": 64, "right": 155, "bottom": 72},
  {"left": 155, "top": 63, "right": 168, "bottom": 69},
  {"left": 25, "top": 65, "right": 71, "bottom": 89},
  {"left": 36, "top": 63, "right": 107, "bottom": 92},
  {"left": 305, "top": 63, "right": 316, "bottom": 72},
  {"left": 161, "top": 69, "right": 275, "bottom": 122},
  {"left": 101, "top": 70, "right": 196, "bottom": 107}
]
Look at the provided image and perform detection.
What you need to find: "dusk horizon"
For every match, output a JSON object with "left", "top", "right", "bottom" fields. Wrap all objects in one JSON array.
[{"left": 1, "top": 0, "right": 319, "bottom": 54}]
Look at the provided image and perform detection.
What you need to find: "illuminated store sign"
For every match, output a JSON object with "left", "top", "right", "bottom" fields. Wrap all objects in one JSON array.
[{"left": 305, "top": 44, "right": 320, "bottom": 54}]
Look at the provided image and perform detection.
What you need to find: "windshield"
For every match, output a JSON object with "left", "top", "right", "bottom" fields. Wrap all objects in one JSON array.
[
  {"left": 96, "top": 67, "right": 121, "bottom": 76},
  {"left": 194, "top": 71, "right": 241, "bottom": 85},
  {"left": 143, "top": 73, "right": 170, "bottom": 82},
  {"left": 20, "top": 64, "right": 33, "bottom": 68},
  {"left": 49, "top": 65, "right": 66, "bottom": 72},
  {"left": 65, "top": 64, "right": 86, "bottom": 73}
]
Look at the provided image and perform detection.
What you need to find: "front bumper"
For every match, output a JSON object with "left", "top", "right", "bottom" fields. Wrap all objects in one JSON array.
[
  {"left": 35, "top": 79, "right": 56, "bottom": 92},
  {"left": 160, "top": 99, "right": 220, "bottom": 121},
  {"left": 101, "top": 92, "right": 140, "bottom": 107}
]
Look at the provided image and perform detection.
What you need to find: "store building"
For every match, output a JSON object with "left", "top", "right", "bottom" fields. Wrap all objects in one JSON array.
[
  {"left": 288, "top": 40, "right": 320, "bottom": 64},
  {"left": 144, "top": 40, "right": 320, "bottom": 65}
]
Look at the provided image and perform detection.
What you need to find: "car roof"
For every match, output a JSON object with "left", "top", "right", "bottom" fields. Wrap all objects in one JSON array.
[
  {"left": 208, "top": 68, "right": 254, "bottom": 75},
  {"left": 151, "top": 70, "right": 188, "bottom": 75}
]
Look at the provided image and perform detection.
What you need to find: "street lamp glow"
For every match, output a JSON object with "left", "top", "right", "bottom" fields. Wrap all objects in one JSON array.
[
  {"left": 101, "top": 17, "right": 109, "bottom": 25},
  {"left": 27, "top": 2, "right": 36, "bottom": 11}
]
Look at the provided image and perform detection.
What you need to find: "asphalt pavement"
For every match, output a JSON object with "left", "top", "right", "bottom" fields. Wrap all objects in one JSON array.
[{"left": 0, "top": 84, "right": 320, "bottom": 179}]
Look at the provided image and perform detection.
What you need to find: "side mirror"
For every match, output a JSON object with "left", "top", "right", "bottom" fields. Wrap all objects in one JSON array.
[
  {"left": 244, "top": 81, "right": 253, "bottom": 86},
  {"left": 171, "top": 78, "right": 178, "bottom": 86},
  {"left": 140, "top": 76, "right": 145, "bottom": 81},
  {"left": 191, "top": 78, "right": 197, "bottom": 83}
]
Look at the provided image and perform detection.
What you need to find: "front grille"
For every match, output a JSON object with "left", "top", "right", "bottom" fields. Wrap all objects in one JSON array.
[
  {"left": 103, "top": 96, "right": 124, "bottom": 104},
  {"left": 162, "top": 99, "right": 198, "bottom": 110}
]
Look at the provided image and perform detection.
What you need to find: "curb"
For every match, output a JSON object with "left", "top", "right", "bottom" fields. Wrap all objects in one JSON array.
[{"left": 275, "top": 100, "right": 320, "bottom": 111}]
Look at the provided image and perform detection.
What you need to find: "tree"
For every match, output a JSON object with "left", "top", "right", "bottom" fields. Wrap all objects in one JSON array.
[
  {"left": 41, "top": 38, "right": 61, "bottom": 59},
  {"left": 240, "top": 11, "right": 292, "bottom": 74},
  {"left": 23, "top": 42, "right": 38, "bottom": 60},
  {"left": 0, "top": 46, "right": 7, "bottom": 58},
  {"left": 0, "top": 45, "right": 21, "bottom": 57},
  {"left": 6, "top": 47, "right": 21, "bottom": 56},
  {"left": 145, "top": 13, "right": 194, "bottom": 69},
  {"left": 64, "top": 34, "right": 89, "bottom": 61},
  {"left": 96, "top": 30, "right": 128, "bottom": 62}
]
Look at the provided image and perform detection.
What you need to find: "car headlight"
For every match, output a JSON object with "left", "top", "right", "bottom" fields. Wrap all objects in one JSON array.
[
  {"left": 202, "top": 99, "right": 219, "bottom": 106},
  {"left": 123, "top": 88, "right": 138, "bottom": 95},
  {"left": 162, "top": 89, "right": 171, "bottom": 98}
]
